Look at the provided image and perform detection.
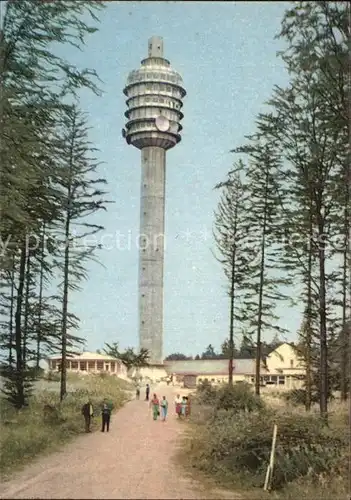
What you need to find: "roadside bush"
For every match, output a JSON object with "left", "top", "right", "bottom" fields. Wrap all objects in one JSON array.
[
  {"left": 184, "top": 406, "right": 347, "bottom": 490},
  {"left": 196, "top": 380, "right": 217, "bottom": 405},
  {"left": 216, "top": 383, "right": 264, "bottom": 412},
  {"left": 0, "top": 375, "right": 130, "bottom": 476},
  {"left": 44, "top": 370, "right": 61, "bottom": 382},
  {"left": 282, "top": 389, "right": 319, "bottom": 406},
  {"left": 196, "top": 382, "right": 264, "bottom": 414}
]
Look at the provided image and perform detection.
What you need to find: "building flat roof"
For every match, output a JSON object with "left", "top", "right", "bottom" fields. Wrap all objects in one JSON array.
[
  {"left": 47, "top": 352, "right": 120, "bottom": 362},
  {"left": 164, "top": 358, "right": 268, "bottom": 376}
]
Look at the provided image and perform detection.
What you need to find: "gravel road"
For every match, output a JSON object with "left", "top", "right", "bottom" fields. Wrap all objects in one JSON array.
[{"left": 0, "top": 386, "right": 240, "bottom": 499}]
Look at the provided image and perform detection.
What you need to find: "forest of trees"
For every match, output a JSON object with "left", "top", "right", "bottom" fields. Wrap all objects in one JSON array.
[
  {"left": 0, "top": 0, "right": 108, "bottom": 407},
  {"left": 0, "top": 2, "right": 349, "bottom": 424},
  {"left": 213, "top": 2, "right": 350, "bottom": 417}
]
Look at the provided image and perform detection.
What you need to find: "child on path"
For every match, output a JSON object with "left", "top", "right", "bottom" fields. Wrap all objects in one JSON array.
[{"left": 160, "top": 396, "right": 168, "bottom": 421}]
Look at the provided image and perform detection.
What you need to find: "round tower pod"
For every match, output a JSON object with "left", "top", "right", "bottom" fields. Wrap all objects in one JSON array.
[{"left": 123, "top": 36, "right": 186, "bottom": 151}]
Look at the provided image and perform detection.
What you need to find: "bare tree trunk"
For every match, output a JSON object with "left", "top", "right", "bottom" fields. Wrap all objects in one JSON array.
[
  {"left": 23, "top": 250, "right": 31, "bottom": 369},
  {"left": 14, "top": 242, "right": 27, "bottom": 408},
  {"left": 317, "top": 218, "right": 328, "bottom": 421},
  {"left": 228, "top": 242, "right": 236, "bottom": 386},
  {"left": 340, "top": 177, "right": 349, "bottom": 400},
  {"left": 60, "top": 215, "right": 70, "bottom": 402},
  {"left": 255, "top": 170, "right": 269, "bottom": 396},
  {"left": 228, "top": 203, "right": 238, "bottom": 386},
  {"left": 8, "top": 259, "right": 15, "bottom": 366},
  {"left": 305, "top": 205, "right": 314, "bottom": 411},
  {"left": 60, "top": 126, "right": 75, "bottom": 402},
  {"left": 36, "top": 222, "right": 45, "bottom": 369}
]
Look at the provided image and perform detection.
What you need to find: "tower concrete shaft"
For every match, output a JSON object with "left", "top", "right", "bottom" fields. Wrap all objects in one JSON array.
[
  {"left": 139, "top": 147, "right": 165, "bottom": 363},
  {"left": 123, "top": 37, "right": 185, "bottom": 364}
]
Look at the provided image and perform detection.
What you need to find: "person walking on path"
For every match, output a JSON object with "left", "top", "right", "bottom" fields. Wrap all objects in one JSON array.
[
  {"left": 150, "top": 393, "right": 160, "bottom": 421},
  {"left": 185, "top": 396, "right": 191, "bottom": 417},
  {"left": 101, "top": 398, "right": 113, "bottom": 432},
  {"left": 81, "top": 399, "right": 94, "bottom": 432},
  {"left": 145, "top": 383, "right": 150, "bottom": 401},
  {"left": 160, "top": 396, "right": 168, "bottom": 421},
  {"left": 174, "top": 394, "right": 182, "bottom": 418},
  {"left": 136, "top": 383, "right": 140, "bottom": 400},
  {"left": 181, "top": 396, "right": 187, "bottom": 417}
]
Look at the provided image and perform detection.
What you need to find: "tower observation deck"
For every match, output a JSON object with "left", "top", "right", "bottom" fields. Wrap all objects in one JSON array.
[{"left": 122, "top": 37, "right": 186, "bottom": 364}]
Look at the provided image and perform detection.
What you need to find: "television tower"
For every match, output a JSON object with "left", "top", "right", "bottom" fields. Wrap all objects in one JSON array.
[{"left": 122, "top": 37, "right": 186, "bottom": 364}]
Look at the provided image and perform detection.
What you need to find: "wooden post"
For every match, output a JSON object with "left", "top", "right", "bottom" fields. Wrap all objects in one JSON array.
[{"left": 263, "top": 423, "right": 278, "bottom": 491}]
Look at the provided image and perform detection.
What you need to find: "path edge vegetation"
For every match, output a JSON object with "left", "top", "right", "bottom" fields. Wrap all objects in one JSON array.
[
  {"left": 0, "top": 373, "right": 133, "bottom": 479},
  {"left": 179, "top": 2, "right": 350, "bottom": 498},
  {"left": 177, "top": 383, "right": 348, "bottom": 500}
]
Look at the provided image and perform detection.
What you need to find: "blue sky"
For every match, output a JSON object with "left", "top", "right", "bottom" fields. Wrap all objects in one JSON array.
[{"left": 62, "top": 1, "right": 301, "bottom": 356}]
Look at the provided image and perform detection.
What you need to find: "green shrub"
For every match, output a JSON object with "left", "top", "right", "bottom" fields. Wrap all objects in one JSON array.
[
  {"left": 282, "top": 389, "right": 319, "bottom": 406},
  {"left": 216, "top": 383, "right": 264, "bottom": 413},
  {"left": 184, "top": 406, "right": 347, "bottom": 491},
  {"left": 44, "top": 370, "right": 61, "bottom": 382},
  {"left": 196, "top": 380, "right": 217, "bottom": 405},
  {"left": 196, "top": 382, "right": 264, "bottom": 414}
]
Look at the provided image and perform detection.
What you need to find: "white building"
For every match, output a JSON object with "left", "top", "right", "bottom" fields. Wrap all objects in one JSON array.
[{"left": 46, "top": 352, "right": 128, "bottom": 378}]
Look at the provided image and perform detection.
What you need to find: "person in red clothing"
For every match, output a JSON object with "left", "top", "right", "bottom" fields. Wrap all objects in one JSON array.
[{"left": 174, "top": 394, "right": 182, "bottom": 418}]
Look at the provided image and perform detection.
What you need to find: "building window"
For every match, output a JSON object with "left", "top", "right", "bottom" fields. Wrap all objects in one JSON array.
[
  {"left": 290, "top": 359, "right": 294, "bottom": 368},
  {"left": 110, "top": 362, "right": 115, "bottom": 372},
  {"left": 80, "top": 362, "right": 87, "bottom": 371},
  {"left": 88, "top": 361, "right": 95, "bottom": 370},
  {"left": 166, "top": 85, "right": 171, "bottom": 92},
  {"left": 51, "top": 361, "right": 56, "bottom": 370},
  {"left": 97, "top": 361, "right": 103, "bottom": 370},
  {"left": 71, "top": 361, "right": 78, "bottom": 370},
  {"left": 270, "top": 375, "right": 278, "bottom": 383},
  {"left": 278, "top": 376, "right": 285, "bottom": 385}
]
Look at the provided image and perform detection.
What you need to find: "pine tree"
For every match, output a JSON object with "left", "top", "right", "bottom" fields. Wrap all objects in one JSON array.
[
  {"left": 0, "top": 0, "right": 104, "bottom": 408},
  {"left": 255, "top": 0, "right": 349, "bottom": 418},
  {"left": 53, "top": 106, "right": 110, "bottom": 401},
  {"left": 213, "top": 167, "right": 254, "bottom": 384},
  {"left": 232, "top": 143, "right": 290, "bottom": 395}
]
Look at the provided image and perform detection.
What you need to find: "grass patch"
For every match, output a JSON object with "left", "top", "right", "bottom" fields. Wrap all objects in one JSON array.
[
  {"left": 0, "top": 374, "right": 132, "bottom": 477},
  {"left": 179, "top": 384, "right": 349, "bottom": 498}
]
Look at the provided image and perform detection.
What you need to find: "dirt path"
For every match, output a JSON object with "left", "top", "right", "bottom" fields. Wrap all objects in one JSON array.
[{"left": 0, "top": 386, "right": 239, "bottom": 499}]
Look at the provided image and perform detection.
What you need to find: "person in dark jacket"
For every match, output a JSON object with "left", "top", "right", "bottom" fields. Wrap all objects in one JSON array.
[
  {"left": 81, "top": 400, "right": 93, "bottom": 433},
  {"left": 145, "top": 383, "right": 150, "bottom": 401},
  {"left": 101, "top": 398, "right": 113, "bottom": 432}
]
